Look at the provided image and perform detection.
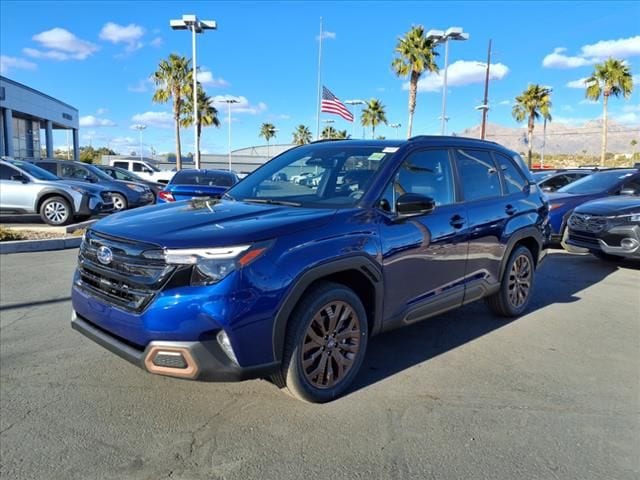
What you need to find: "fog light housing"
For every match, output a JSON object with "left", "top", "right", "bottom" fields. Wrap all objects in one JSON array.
[
  {"left": 620, "top": 238, "right": 639, "bottom": 250},
  {"left": 217, "top": 330, "right": 239, "bottom": 366},
  {"left": 153, "top": 351, "right": 188, "bottom": 369}
]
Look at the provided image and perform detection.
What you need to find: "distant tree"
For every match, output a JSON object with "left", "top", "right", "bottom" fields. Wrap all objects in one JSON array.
[
  {"left": 361, "top": 99, "right": 388, "bottom": 139},
  {"left": 292, "top": 124, "right": 312, "bottom": 145},
  {"left": 585, "top": 58, "right": 634, "bottom": 166},
  {"left": 376, "top": 136, "right": 386, "bottom": 140},
  {"left": 180, "top": 85, "right": 220, "bottom": 160},
  {"left": 335, "top": 129, "right": 350, "bottom": 139},
  {"left": 79, "top": 146, "right": 95, "bottom": 164},
  {"left": 152, "top": 53, "right": 191, "bottom": 170},
  {"left": 630, "top": 139, "right": 638, "bottom": 159},
  {"left": 259, "top": 123, "right": 277, "bottom": 157},
  {"left": 321, "top": 126, "right": 337, "bottom": 139},
  {"left": 392, "top": 25, "right": 439, "bottom": 138},
  {"left": 512, "top": 84, "right": 552, "bottom": 168}
]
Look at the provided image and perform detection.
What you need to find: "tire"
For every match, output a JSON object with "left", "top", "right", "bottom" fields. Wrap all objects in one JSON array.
[
  {"left": 592, "top": 251, "right": 622, "bottom": 262},
  {"left": 39, "top": 196, "right": 73, "bottom": 226},
  {"left": 272, "top": 282, "right": 369, "bottom": 403},
  {"left": 112, "top": 193, "right": 128, "bottom": 211},
  {"left": 486, "top": 245, "right": 535, "bottom": 318}
]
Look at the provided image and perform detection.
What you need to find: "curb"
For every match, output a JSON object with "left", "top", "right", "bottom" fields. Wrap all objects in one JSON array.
[{"left": 0, "top": 236, "right": 82, "bottom": 254}]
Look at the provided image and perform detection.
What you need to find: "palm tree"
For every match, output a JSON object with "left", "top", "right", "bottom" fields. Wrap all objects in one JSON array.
[
  {"left": 335, "top": 130, "right": 349, "bottom": 139},
  {"left": 631, "top": 139, "right": 638, "bottom": 160},
  {"left": 292, "top": 125, "right": 312, "bottom": 145},
  {"left": 585, "top": 58, "right": 634, "bottom": 166},
  {"left": 321, "top": 126, "right": 337, "bottom": 139},
  {"left": 361, "top": 99, "right": 388, "bottom": 139},
  {"left": 512, "top": 84, "right": 553, "bottom": 168},
  {"left": 392, "top": 25, "right": 439, "bottom": 138},
  {"left": 259, "top": 123, "right": 277, "bottom": 158},
  {"left": 152, "top": 54, "right": 191, "bottom": 170},
  {"left": 180, "top": 85, "right": 220, "bottom": 161}
]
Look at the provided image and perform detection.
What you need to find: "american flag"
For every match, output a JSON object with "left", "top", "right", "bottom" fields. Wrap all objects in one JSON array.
[{"left": 321, "top": 86, "right": 354, "bottom": 122}]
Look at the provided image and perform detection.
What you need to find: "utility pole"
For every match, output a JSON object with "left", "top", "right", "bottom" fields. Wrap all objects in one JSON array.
[{"left": 480, "top": 39, "right": 492, "bottom": 140}]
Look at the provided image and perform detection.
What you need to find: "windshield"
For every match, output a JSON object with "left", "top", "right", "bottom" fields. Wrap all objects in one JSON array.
[
  {"left": 558, "top": 170, "right": 635, "bottom": 194},
  {"left": 532, "top": 171, "right": 554, "bottom": 181},
  {"left": 9, "top": 160, "right": 60, "bottom": 181},
  {"left": 172, "top": 170, "right": 236, "bottom": 187},
  {"left": 84, "top": 164, "right": 118, "bottom": 181},
  {"left": 226, "top": 143, "right": 399, "bottom": 208}
]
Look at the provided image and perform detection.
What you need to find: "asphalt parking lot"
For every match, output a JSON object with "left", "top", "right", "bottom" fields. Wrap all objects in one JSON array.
[{"left": 0, "top": 249, "right": 638, "bottom": 480}]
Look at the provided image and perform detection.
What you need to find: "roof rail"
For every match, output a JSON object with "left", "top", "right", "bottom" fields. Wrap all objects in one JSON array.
[
  {"left": 309, "top": 138, "right": 352, "bottom": 144},
  {"left": 407, "top": 134, "right": 499, "bottom": 145}
]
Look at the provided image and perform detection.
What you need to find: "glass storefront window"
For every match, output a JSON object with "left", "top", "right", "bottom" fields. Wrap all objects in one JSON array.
[{"left": 11, "top": 117, "right": 42, "bottom": 159}]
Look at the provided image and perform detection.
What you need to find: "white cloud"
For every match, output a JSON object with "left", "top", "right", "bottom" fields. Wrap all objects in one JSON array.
[
  {"left": 579, "top": 98, "right": 599, "bottom": 105},
  {"left": 317, "top": 31, "right": 336, "bottom": 41},
  {"left": 128, "top": 78, "right": 152, "bottom": 93},
  {"left": 96, "top": 107, "right": 108, "bottom": 115},
  {"left": 99, "top": 22, "right": 145, "bottom": 52},
  {"left": 561, "top": 105, "right": 574, "bottom": 112},
  {"left": 26, "top": 28, "right": 98, "bottom": 60},
  {"left": 614, "top": 112, "right": 639, "bottom": 124},
  {"left": 566, "top": 77, "right": 589, "bottom": 89},
  {"left": 79, "top": 115, "right": 116, "bottom": 127},
  {"left": 542, "top": 48, "right": 591, "bottom": 69},
  {"left": 196, "top": 69, "right": 229, "bottom": 87},
  {"left": 150, "top": 37, "right": 163, "bottom": 48},
  {"left": 498, "top": 100, "right": 512, "bottom": 106},
  {"left": 581, "top": 36, "right": 640, "bottom": 60},
  {"left": 622, "top": 104, "right": 640, "bottom": 113},
  {"left": 406, "top": 60, "right": 509, "bottom": 93},
  {"left": 131, "top": 111, "right": 173, "bottom": 128},
  {"left": 543, "top": 36, "right": 640, "bottom": 69},
  {"left": 212, "top": 96, "right": 267, "bottom": 114},
  {"left": 0, "top": 55, "right": 36, "bottom": 74}
]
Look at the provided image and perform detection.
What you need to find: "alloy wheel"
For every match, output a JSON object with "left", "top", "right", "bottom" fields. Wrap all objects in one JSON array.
[
  {"left": 44, "top": 201, "right": 69, "bottom": 224},
  {"left": 301, "top": 300, "right": 361, "bottom": 389},
  {"left": 507, "top": 254, "right": 532, "bottom": 308},
  {"left": 112, "top": 195, "right": 126, "bottom": 211}
]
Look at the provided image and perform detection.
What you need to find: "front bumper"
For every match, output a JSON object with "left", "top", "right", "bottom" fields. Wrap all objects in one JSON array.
[
  {"left": 71, "top": 310, "right": 279, "bottom": 381},
  {"left": 567, "top": 224, "right": 640, "bottom": 259},
  {"left": 127, "top": 191, "right": 155, "bottom": 208},
  {"left": 77, "top": 194, "right": 114, "bottom": 216}
]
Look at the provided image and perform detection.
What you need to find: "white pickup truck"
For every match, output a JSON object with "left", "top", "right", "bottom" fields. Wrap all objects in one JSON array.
[{"left": 108, "top": 159, "right": 174, "bottom": 184}]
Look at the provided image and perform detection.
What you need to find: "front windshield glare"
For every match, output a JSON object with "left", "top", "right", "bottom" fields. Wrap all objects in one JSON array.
[
  {"left": 226, "top": 144, "right": 398, "bottom": 208},
  {"left": 558, "top": 171, "right": 633, "bottom": 194}
]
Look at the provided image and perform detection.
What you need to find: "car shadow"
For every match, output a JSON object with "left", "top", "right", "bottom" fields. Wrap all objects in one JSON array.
[{"left": 349, "top": 250, "right": 621, "bottom": 395}]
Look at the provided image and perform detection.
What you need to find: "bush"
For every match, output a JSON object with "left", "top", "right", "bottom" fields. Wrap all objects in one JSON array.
[{"left": 0, "top": 227, "right": 25, "bottom": 242}]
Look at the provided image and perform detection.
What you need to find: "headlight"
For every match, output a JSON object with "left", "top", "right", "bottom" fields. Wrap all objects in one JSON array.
[
  {"left": 615, "top": 213, "right": 640, "bottom": 223},
  {"left": 126, "top": 184, "right": 146, "bottom": 193},
  {"left": 549, "top": 203, "right": 564, "bottom": 211},
  {"left": 150, "top": 242, "right": 272, "bottom": 286}
]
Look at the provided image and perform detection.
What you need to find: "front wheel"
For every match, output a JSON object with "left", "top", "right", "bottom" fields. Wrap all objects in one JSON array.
[
  {"left": 111, "top": 193, "right": 128, "bottom": 211},
  {"left": 273, "top": 282, "right": 368, "bottom": 403},
  {"left": 40, "top": 196, "right": 72, "bottom": 226},
  {"left": 486, "top": 246, "right": 535, "bottom": 317}
]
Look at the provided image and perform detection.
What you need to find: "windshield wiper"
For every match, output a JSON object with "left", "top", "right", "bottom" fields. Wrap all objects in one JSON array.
[{"left": 243, "top": 198, "right": 302, "bottom": 207}]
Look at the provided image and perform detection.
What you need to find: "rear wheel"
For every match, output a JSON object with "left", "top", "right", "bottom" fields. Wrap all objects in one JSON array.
[
  {"left": 486, "top": 246, "right": 535, "bottom": 317},
  {"left": 273, "top": 282, "right": 368, "bottom": 403},
  {"left": 112, "top": 193, "right": 127, "bottom": 211},
  {"left": 40, "top": 196, "right": 72, "bottom": 226}
]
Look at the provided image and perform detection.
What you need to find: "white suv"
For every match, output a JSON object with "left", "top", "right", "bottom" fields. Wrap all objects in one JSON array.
[{"left": 108, "top": 159, "right": 174, "bottom": 184}]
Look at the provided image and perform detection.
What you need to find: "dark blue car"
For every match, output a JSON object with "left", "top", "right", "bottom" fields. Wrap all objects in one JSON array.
[
  {"left": 157, "top": 169, "right": 238, "bottom": 203},
  {"left": 71, "top": 137, "right": 549, "bottom": 402},
  {"left": 546, "top": 168, "right": 640, "bottom": 242}
]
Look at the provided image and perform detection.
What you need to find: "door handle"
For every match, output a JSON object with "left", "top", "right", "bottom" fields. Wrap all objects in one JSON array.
[
  {"left": 505, "top": 204, "right": 517, "bottom": 216},
  {"left": 449, "top": 214, "right": 465, "bottom": 229}
]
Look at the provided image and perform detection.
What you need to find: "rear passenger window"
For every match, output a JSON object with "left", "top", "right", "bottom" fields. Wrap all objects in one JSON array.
[
  {"left": 38, "top": 163, "right": 58, "bottom": 175},
  {"left": 0, "top": 165, "right": 19, "bottom": 180},
  {"left": 495, "top": 153, "right": 527, "bottom": 195},
  {"left": 454, "top": 149, "right": 501, "bottom": 201}
]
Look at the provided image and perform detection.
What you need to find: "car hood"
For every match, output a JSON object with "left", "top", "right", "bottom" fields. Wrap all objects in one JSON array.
[
  {"left": 90, "top": 198, "right": 337, "bottom": 248},
  {"left": 546, "top": 191, "right": 598, "bottom": 204},
  {"left": 574, "top": 196, "right": 640, "bottom": 215},
  {"left": 58, "top": 180, "right": 107, "bottom": 194}
]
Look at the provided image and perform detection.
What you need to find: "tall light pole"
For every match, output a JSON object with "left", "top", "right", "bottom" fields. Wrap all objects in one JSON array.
[
  {"left": 215, "top": 97, "right": 239, "bottom": 171},
  {"left": 170, "top": 14, "right": 217, "bottom": 170},
  {"left": 427, "top": 27, "right": 469, "bottom": 135},
  {"left": 389, "top": 123, "right": 401, "bottom": 139},
  {"left": 344, "top": 99, "right": 366, "bottom": 138},
  {"left": 133, "top": 124, "right": 146, "bottom": 160}
]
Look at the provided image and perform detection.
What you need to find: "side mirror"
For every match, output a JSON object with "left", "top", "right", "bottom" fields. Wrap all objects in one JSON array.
[
  {"left": 396, "top": 193, "right": 436, "bottom": 218},
  {"left": 620, "top": 188, "right": 637, "bottom": 196},
  {"left": 10, "top": 174, "right": 29, "bottom": 183},
  {"left": 144, "top": 168, "right": 152, "bottom": 174},
  {"left": 541, "top": 186, "right": 554, "bottom": 193}
]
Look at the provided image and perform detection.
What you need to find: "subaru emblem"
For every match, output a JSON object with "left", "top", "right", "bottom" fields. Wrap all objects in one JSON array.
[{"left": 97, "top": 246, "right": 113, "bottom": 265}]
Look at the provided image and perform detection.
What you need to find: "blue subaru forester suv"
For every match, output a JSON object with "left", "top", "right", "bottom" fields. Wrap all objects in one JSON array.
[{"left": 71, "top": 137, "right": 549, "bottom": 402}]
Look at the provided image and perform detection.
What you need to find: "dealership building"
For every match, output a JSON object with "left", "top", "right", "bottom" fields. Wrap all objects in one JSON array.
[{"left": 0, "top": 75, "right": 79, "bottom": 161}]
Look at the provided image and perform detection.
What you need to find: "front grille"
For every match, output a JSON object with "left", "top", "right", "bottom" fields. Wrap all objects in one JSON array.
[
  {"left": 100, "top": 192, "right": 113, "bottom": 202},
  {"left": 76, "top": 231, "right": 176, "bottom": 312},
  {"left": 568, "top": 232, "right": 600, "bottom": 247},
  {"left": 568, "top": 213, "right": 608, "bottom": 233}
]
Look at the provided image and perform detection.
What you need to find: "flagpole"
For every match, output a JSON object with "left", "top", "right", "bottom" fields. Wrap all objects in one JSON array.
[{"left": 315, "top": 17, "right": 323, "bottom": 140}]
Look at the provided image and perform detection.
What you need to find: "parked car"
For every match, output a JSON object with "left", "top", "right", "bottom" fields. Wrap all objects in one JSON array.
[
  {"left": 532, "top": 169, "right": 594, "bottom": 193},
  {"left": 566, "top": 196, "right": 640, "bottom": 261},
  {"left": 71, "top": 137, "right": 548, "bottom": 403},
  {"left": 33, "top": 160, "right": 155, "bottom": 211},
  {"left": 546, "top": 168, "right": 640, "bottom": 243},
  {"left": 290, "top": 172, "right": 314, "bottom": 184},
  {"left": 95, "top": 165, "right": 164, "bottom": 202},
  {"left": 0, "top": 159, "right": 113, "bottom": 225},
  {"left": 156, "top": 169, "right": 239, "bottom": 203},
  {"left": 107, "top": 158, "right": 174, "bottom": 184}
]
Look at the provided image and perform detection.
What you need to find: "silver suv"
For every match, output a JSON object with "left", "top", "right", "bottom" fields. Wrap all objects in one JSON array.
[{"left": 0, "top": 159, "right": 114, "bottom": 225}]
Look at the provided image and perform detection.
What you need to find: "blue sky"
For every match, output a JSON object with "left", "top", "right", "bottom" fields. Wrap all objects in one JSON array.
[{"left": 1, "top": 0, "right": 639, "bottom": 155}]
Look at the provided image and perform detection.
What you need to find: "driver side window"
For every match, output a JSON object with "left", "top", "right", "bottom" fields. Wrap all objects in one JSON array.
[{"left": 380, "top": 149, "right": 455, "bottom": 212}]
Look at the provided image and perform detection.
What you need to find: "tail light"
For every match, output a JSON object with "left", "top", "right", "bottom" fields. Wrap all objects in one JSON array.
[{"left": 158, "top": 191, "right": 175, "bottom": 202}]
